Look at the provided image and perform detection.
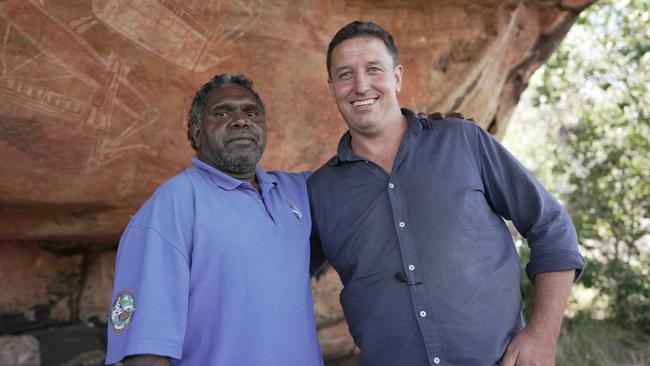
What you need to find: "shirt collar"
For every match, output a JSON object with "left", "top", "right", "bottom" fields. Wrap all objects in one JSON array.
[
  {"left": 329, "top": 108, "right": 426, "bottom": 166},
  {"left": 191, "top": 157, "right": 278, "bottom": 193}
]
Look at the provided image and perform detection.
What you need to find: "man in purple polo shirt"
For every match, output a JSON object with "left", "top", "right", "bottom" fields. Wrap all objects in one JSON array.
[
  {"left": 106, "top": 74, "right": 323, "bottom": 366},
  {"left": 308, "top": 21, "right": 585, "bottom": 366}
]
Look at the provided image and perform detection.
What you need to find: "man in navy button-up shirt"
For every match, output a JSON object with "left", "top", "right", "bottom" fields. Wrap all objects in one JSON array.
[{"left": 308, "top": 21, "right": 584, "bottom": 366}]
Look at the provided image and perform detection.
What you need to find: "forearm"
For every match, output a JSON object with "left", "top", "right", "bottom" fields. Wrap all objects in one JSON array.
[
  {"left": 500, "top": 270, "right": 575, "bottom": 365},
  {"left": 527, "top": 270, "right": 575, "bottom": 340},
  {"left": 122, "top": 355, "right": 170, "bottom": 366}
]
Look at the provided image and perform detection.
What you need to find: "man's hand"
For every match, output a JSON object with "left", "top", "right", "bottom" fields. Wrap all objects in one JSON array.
[
  {"left": 423, "top": 111, "right": 476, "bottom": 122},
  {"left": 500, "top": 270, "right": 575, "bottom": 366},
  {"left": 500, "top": 326, "right": 557, "bottom": 366},
  {"left": 122, "top": 355, "right": 170, "bottom": 366}
]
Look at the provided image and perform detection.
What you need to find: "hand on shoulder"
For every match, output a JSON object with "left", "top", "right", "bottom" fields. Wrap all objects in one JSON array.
[
  {"left": 122, "top": 355, "right": 170, "bottom": 366},
  {"left": 420, "top": 111, "right": 476, "bottom": 122}
]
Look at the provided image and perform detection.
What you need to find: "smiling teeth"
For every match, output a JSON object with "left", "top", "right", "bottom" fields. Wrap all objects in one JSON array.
[{"left": 352, "top": 98, "right": 376, "bottom": 106}]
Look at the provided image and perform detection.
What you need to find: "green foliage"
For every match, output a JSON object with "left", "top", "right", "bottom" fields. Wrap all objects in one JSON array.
[
  {"left": 556, "top": 316, "right": 650, "bottom": 366},
  {"left": 508, "top": 0, "right": 650, "bottom": 332}
]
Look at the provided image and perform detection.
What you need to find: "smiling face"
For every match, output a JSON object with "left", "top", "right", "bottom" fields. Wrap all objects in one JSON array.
[
  {"left": 190, "top": 83, "right": 267, "bottom": 177},
  {"left": 328, "top": 36, "right": 403, "bottom": 137}
]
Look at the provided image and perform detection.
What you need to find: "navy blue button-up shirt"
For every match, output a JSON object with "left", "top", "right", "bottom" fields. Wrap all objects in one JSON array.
[{"left": 308, "top": 109, "right": 584, "bottom": 366}]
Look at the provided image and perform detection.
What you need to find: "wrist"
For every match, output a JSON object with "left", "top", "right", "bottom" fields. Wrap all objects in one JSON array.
[{"left": 524, "top": 322, "right": 560, "bottom": 344}]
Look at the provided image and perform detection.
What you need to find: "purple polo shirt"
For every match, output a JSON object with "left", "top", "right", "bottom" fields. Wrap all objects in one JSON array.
[
  {"left": 308, "top": 109, "right": 584, "bottom": 366},
  {"left": 106, "top": 158, "right": 323, "bottom": 366}
]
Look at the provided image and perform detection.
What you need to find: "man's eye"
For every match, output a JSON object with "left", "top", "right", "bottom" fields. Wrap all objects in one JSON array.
[
  {"left": 246, "top": 111, "right": 259, "bottom": 117},
  {"left": 368, "top": 67, "right": 382, "bottom": 73},
  {"left": 338, "top": 72, "right": 352, "bottom": 80},
  {"left": 215, "top": 112, "right": 228, "bottom": 117}
]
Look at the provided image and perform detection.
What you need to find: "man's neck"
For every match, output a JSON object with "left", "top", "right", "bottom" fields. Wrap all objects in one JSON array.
[
  {"left": 228, "top": 171, "right": 260, "bottom": 192},
  {"left": 199, "top": 157, "right": 261, "bottom": 192},
  {"left": 350, "top": 113, "right": 408, "bottom": 175}
]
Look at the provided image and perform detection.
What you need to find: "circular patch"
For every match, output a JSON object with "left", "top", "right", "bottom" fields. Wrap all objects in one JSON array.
[{"left": 110, "top": 290, "right": 136, "bottom": 333}]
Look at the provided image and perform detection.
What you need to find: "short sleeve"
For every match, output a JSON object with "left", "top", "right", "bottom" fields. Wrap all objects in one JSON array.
[
  {"left": 309, "top": 226, "right": 327, "bottom": 277},
  {"left": 307, "top": 177, "right": 327, "bottom": 277},
  {"left": 105, "top": 225, "right": 190, "bottom": 364}
]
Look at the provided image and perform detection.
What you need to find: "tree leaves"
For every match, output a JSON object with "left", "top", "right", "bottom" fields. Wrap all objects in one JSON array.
[{"left": 515, "top": 0, "right": 650, "bottom": 331}]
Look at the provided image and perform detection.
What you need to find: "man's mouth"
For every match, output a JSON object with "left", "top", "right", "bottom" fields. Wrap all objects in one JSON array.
[
  {"left": 227, "top": 135, "right": 257, "bottom": 145},
  {"left": 351, "top": 97, "right": 378, "bottom": 107}
]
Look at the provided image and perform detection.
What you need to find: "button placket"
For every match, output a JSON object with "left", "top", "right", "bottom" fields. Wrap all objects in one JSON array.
[{"left": 386, "top": 161, "right": 443, "bottom": 362}]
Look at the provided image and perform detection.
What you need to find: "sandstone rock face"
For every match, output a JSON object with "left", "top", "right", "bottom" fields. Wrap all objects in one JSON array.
[
  {"left": 0, "top": 243, "right": 82, "bottom": 333},
  {"left": 312, "top": 267, "right": 360, "bottom": 361},
  {"left": 312, "top": 267, "right": 345, "bottom": 328},
  {"left": 0, "top": 0, "right": 593, "bottom": 363},
  {"left": 32, "top": 323, "right": 106, "bottom": 366},
  {"left": 318, "top": 320, "right": 359, "bottom": 362},
  {"left": 78, "top": 251, "right": 116, "bottom": 325},
  {"left": 0, "top": 0, "right": 593, "bottom": 241},
  {"left": 0, "top": 335, "right": 40, "bottom": 366}
]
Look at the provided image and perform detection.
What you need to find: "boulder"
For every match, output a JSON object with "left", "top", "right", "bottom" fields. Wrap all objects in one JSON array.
[
  {"left": 0, "top": 243, "right": 81, "bottom": 333},
  {"left": 78, "top": 251, "right": 116, "bottom": 325},
  {"left": 0, "top": 335, "right": 40, "bottom": 366},
  {"left": 31, "top": 323, "right": 106, "bottom": 366}
]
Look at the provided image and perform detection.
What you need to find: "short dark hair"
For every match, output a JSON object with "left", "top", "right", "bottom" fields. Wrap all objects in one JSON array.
[
  {"left": 187, "top": 74, "right": 265, "bottom": 150},
  {"left": 326, "top": 21, "right": 399, "bottom": 79}
]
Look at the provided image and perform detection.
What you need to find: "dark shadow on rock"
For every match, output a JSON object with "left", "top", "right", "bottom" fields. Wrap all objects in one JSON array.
[{"left": 31, "top": 322, "right": 106, "bottom": 366}]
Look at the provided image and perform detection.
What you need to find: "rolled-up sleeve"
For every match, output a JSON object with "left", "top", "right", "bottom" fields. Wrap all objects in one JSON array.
[{"left": 473, "top": 125, "right": 585, "bottom": 282}]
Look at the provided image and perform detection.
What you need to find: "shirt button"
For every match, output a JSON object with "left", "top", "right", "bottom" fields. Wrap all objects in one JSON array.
[
  {"left": 433, "top": 357, "right": 441, "bottom": 364},
  {"left": 399, "top": 221, "right": 406, "bottom": 228},
  {"left": 388, "top": 183, "right": 395, "bottom": 189},
  {"left": 408, "top": 264, "right": 415, "bottom": 271},
  {"left": 419, "top": 310, "right": 427, "bottom": 317}
]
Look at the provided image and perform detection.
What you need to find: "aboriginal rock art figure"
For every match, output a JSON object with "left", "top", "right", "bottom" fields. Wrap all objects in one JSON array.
[
  {"left": 91, "top": 0, "right": 262, "bottom": 72},
  {"left": 81, "top": 56, "right": 159, "bottom": 173},
  {"left": 0, "top": 0, "right": 159, "bottom": 172},
  {"left": 0, "top": 22, "right": 84, "bottom": 123}
]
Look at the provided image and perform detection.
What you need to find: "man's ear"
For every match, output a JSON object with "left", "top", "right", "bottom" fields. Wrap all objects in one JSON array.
[
  {"left": 328, "top": 79, "right": 336, "bottom": 102},
  {"left": 190, "top": 123, "right": 201, "bottom": 150},
  {"left": 394, "top": 64, "right": 404, "bottom": 92}
]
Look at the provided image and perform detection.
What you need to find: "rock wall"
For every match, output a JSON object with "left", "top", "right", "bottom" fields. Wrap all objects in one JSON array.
[{"left": 0, "top": 0, "right": 593, "bottom": 364}]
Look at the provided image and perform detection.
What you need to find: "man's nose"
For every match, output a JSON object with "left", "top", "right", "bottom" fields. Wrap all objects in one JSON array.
[
  {"left": 230, "top": 112, "right": 250, "bottom": 128},
  {"left": 352, "top": 73, "right": 370, "bottom": 94}
]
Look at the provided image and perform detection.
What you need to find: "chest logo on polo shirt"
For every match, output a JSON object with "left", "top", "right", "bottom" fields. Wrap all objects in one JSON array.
[
  {"left": 109, "top": 290, "right": 136, "bottom": 333},
  {"left": 288, "top": 201, "right": 305, "bottom": 223}
]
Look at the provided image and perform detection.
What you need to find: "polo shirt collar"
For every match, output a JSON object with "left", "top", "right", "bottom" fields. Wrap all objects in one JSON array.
[
  {"left": 329, "top": 108, "right": 425, "bottom": 166},
  {"left": 254, "top": 166, "right": 279, "bottom": 195},
  {"left": 191, "top": 158, "right": 278, "bottom": 193}
]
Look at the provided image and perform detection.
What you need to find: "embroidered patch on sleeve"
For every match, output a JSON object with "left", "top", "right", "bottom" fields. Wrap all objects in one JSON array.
[{"left": 110, "top": 290, "right": 136, "bottom": 333}]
